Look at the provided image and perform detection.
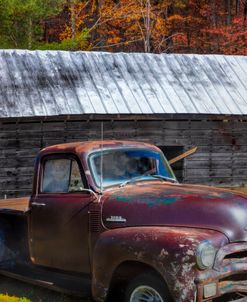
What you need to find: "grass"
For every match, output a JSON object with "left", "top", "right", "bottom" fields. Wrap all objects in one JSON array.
[
  {"left": 0, "top": 276, "right": 89, "bottom": 302},
  {"left": 0, "top": 295, "right": 30, "bottom": 302}
]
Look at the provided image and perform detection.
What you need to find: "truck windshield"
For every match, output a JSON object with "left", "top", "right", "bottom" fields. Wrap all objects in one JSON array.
[{"left": 89, "top": 148, "right": 176, "bottom": 189}]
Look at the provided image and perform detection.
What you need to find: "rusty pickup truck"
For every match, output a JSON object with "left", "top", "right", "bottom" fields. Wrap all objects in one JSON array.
[{"left": 0, "top": 140, "right": 247, "bottom": 302}]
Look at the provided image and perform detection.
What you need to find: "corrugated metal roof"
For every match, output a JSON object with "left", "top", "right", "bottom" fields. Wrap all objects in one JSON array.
[{"left": 0, "top": 49, "right": 247, "bottom": 117}]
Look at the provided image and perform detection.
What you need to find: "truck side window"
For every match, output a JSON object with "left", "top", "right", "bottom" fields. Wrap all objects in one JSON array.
[
  {"left": 42, "top": 158, "right": 84, "bottom": 193},
  {"left": 69, "top": 160, "right": 84, "bottom": 192}
]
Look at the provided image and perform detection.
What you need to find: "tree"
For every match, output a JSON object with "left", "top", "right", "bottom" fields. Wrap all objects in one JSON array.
[
  {"left": 0, "top": 0, "right": 246, "bottom": 54},
  {"left": 59, "top": 0, "right": 191, "bottom": 53},
  {"left": 0, "top": 0, "right": 66, "bottom": 49}
]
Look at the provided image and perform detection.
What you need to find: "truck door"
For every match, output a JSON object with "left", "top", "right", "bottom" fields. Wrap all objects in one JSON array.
[{"left": 29, "top": 155, "right": 93, "bottom": 274}]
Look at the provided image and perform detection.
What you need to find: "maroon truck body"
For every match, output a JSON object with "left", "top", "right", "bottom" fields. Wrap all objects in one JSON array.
[{"left": 0, "top": 140, "right": 247, "bottom": 302}]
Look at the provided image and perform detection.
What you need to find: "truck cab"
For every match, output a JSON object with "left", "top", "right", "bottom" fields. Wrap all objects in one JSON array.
[{"left": 0, "top": 140, "right": 247, "bottom": 302}]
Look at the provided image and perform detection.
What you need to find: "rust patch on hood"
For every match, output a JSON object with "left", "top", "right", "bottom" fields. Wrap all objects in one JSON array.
[{"left": 102, "top": 182, "right": 247, "bottom": 242}]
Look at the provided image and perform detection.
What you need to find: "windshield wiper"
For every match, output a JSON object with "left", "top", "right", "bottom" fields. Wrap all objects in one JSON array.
[
  {"left": 119, "top": 175, "right": 149, "bottom": 188},
  {"left": 119, "top": 174, "right": 177, "bottom": 188},
  {"left": 150, "top": 175, "right": 178, "bottom": 183}
]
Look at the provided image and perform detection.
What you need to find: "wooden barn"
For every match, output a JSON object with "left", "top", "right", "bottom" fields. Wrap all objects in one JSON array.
[{"left": 0, "top": 50, "right": 247, "bottom": 198}]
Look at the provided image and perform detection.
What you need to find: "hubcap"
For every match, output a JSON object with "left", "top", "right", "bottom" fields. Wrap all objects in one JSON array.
[{"left": 130, "top": 285, "right": 164, "bottom": 302}]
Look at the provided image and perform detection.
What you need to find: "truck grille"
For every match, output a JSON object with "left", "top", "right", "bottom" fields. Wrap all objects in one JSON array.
[
  {"left": 225, "top": 251, "right": 247, "bottom": 259},
  {"left": 212, "top": 293, "right": 247, "bottom": 302},
  {"left": 215, "top": 243, "right": 247, "bottom": 300},
  {"left": 214, "top": 242, "right": 247, "bottom": 272},
  {"left": 198, "top": 242, "right": 247, "bottom": 302}
]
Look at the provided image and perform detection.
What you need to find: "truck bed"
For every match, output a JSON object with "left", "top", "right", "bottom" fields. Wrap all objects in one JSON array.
[{"left": 0, "top": 197, "right": 30, "bottom": 213}]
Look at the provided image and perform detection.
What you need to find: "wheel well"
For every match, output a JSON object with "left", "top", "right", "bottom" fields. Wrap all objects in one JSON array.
[{"left": 107, "top": 261, "right": 168, "bottom": 301}]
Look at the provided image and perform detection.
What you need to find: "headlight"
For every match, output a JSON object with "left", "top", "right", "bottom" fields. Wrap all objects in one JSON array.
[{"left": 196, "top": 241, "right": 217, "bottom": 269}]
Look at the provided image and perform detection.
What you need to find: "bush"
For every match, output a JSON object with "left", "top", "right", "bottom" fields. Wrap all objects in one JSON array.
[
  {"left": 0, "top": 294, "right": 31, "bottom": 302},
  {"left": 35, "top": 29, "right": 90, "bottom": 51}
]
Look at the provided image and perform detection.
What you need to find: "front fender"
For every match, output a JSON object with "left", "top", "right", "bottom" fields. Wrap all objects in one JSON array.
[{"left": 92, "top": 226, "right": 227, "bottom": 302}]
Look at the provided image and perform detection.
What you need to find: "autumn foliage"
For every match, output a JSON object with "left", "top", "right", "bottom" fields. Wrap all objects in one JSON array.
[
  {"left": 0, "top": 0, "right": 246, "bottom": 55},
  {"left": 58, "top": 0, "right": 247, "bottom": 55}
]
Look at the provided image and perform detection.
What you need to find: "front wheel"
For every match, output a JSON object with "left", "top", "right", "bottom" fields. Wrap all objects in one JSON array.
[{"left": 125, "top": 274, "right": 172, "bottom": 302}]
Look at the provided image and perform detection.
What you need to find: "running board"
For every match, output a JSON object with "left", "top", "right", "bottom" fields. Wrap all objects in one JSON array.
[{"left": 0, "top": 263, "right": 91, "bottom": 298}]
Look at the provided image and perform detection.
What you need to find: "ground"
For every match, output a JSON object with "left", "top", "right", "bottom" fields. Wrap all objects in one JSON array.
[{"left": 0, "top": 276, "right": 91, "bottom": 302}]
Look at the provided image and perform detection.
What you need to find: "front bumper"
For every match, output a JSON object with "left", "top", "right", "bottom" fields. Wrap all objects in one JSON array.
[{"left": 195, "top": 242, "right": 247, "bottom": 302}]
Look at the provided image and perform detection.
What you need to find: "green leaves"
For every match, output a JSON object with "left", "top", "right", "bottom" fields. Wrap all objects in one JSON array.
[
  {"left": 35, "top": 28, "right": 90, "bottom": 50},
  {"left": 0, "top": 0, "right": 66, "bottom": 49},
  {"left": 0, "top": 294, "right": 31, "bottom": 302}
]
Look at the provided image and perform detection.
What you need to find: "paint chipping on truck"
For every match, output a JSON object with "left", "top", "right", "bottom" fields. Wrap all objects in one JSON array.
[{"left": 0, "top": 140, "right": 246, "bottom": 302}]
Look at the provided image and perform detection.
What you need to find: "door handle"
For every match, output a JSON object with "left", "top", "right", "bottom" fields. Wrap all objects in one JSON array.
[{"left": 32, "top": 202, "right": 46, "bottom": 207}]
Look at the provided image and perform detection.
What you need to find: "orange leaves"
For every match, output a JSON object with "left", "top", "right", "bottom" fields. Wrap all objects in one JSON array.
[
  {"left": 52, "top": 0, "right": 247, "bottom": 54},
  {"left": 154, "top": 17, "right": 168, "bottom": 34},
  {"left": 107, "top": 36, "right": 122, "bottom": 44}
]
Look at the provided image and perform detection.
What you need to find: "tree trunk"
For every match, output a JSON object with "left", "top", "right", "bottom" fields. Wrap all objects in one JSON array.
[
  {"left": 165, "top": 4, "right": 174, "bottom": 53},
  {"left": 225, "top": 0, "right": 232, "bottom": 25},
  {"left": 71, "top": 2, "right": 76, "bottom": 39},
  {"left": 28, "top": 17, "right": 32, "bottom": 49},
  {"left": 236, "top": 0, "right": 240, "bottom": 14},
  {"left": 144, "top": 0, "right": 151, "bottom": 53},
  {"left": 212, "top": 0, "right": 217, "bottom": 27},
  {"left": 244, "top": 0, "right": 247, "bottom": 21}
]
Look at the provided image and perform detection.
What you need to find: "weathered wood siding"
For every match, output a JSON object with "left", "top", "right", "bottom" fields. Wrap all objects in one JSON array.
[{"left": 0, "top": 116, "right": 246, "bottom": 198}]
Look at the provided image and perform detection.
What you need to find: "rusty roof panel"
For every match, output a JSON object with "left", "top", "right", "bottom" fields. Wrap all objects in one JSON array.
[{"left": 0, "top": 50, "right": 247, "bottom": 117}]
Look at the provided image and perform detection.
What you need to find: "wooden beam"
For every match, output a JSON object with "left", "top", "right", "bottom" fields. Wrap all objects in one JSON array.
[{"left": 169, "top": 147, "right": 198, "bottom": 165}]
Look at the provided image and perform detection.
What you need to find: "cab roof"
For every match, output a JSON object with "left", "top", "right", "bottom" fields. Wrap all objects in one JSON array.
[{"left": 40, "top": 140, "right": 160, "bottom": 156}]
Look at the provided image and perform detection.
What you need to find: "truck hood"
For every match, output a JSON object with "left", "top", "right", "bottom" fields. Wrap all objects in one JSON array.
[{"left": 101, "top": 181, "right": 247, "bottom": 242}]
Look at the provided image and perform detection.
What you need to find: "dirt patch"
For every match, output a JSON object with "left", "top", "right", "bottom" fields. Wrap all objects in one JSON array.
[{"left": 0, "top": 276, "right": 91, "bottom": 302}]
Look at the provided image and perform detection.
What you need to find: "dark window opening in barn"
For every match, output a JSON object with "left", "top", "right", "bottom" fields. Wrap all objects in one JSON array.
[{"left": 159, "top": 146, "right": 184, "bottom": 183}]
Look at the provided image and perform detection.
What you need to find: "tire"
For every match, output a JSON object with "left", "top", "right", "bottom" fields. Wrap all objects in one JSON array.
[{"left": 125, "top": 273, "right": 172, "bottom": 302}]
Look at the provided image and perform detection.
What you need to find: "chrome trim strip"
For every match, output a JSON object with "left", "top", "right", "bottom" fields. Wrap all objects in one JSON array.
[
  {"left": 214, "top": 242, "right": 247, "bottom": 271},
  {"left": 219, "top": 280, "right": 247, "bottom": 295}
]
